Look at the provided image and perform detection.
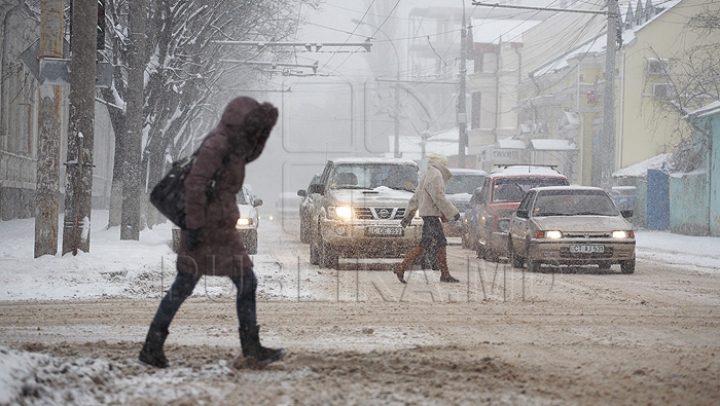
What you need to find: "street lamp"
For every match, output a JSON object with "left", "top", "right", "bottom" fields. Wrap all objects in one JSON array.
[{"left": 352, "top": 19, "right": 401, "bottom": 158}]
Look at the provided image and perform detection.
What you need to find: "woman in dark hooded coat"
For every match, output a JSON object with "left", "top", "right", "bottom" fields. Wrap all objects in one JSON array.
[{"left": 139, "top": 96, "right": 285, "bottom": 368}]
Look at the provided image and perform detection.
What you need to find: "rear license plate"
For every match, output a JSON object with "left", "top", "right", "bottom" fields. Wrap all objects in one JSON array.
[
  {"left": 570, "top": 245, "right": 605, "bottom": 253},
  {"left": 365, "top": 226, "right": 404, "bottom": 237}
]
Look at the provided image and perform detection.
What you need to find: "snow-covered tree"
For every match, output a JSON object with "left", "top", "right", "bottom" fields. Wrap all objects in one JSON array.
[
  {"left": 101, "top": 0, "right": 316, "bottom": 228},
  {"left": 649, "top": 6, "right": 720, "bottom": 173}
]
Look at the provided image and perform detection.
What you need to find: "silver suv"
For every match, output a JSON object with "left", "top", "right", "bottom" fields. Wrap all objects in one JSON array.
[{"left": 307, "top": 157, "right": 422, "bottom": 269}]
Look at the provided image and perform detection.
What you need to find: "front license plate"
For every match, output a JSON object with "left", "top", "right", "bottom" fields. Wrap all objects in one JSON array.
[
  {"left": 570, "top": 245, "right": 605, "bottom": 253},
  {"left": 365, "top": 226, "right": 404, "bottom": 237}
]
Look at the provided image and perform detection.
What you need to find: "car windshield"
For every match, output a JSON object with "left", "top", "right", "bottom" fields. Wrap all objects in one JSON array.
[
  {"left": 533, "top": 190, "right": 620, "bottom": 217},
  {"left": 309, "top": 175, "right": 321, "bottom": 187},
  {"left": 330, "top": 164, "right": 418, "bottom": 190},
  {"left": 446, "top": 175, "right": 484, "bottom": 194},
  {"left": 492, "top": 177, "right": 568, "bottom": 203}
]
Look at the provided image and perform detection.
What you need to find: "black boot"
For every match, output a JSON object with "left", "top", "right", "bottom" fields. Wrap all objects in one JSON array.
[
  {"left": 239, "top": 325, "right": 286, "bottom": 365},
  {"left": 138, "top": 324, "right": 169, "bottom": 368}
]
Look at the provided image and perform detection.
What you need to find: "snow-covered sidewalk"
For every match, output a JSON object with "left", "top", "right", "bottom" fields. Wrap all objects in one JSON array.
[{"left": 0, "top": 211, "right": 719, "bottom": 302}]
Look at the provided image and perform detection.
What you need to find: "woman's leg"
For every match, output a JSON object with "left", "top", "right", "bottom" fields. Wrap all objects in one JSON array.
[
  {"left": 230, "top": 269, "right": 285, "bottom": 364},
  {"left": 230, "top": 268, "right": 257, "bottom": 329},
  {"left": 151, "top": 271, "right": 202, "bottom": 331},
  {"left": 140, "top": 271, "right": 201, "bottom": 368}
]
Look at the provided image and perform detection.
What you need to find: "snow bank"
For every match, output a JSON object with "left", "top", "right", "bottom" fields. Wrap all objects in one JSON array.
[
  {"left": 0, "top": 211, "right": 320, "bottom": 302},
  {"left": 0, "top": 347, "right": 45, "bottom": 404}
]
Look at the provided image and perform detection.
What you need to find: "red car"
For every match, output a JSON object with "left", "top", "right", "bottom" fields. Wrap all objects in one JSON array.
[{"left": 465, "top": 165, "right": 569, "bottom": 261}]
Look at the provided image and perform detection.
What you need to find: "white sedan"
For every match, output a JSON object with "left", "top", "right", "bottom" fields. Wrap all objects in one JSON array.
[{"left": 507, "top": 186, "right": 636, "bottom": 274}]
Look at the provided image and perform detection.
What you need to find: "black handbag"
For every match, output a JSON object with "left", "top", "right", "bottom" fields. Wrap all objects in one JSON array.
[{"left": 150, "top": 139, "right": 228, "bottom": 229}]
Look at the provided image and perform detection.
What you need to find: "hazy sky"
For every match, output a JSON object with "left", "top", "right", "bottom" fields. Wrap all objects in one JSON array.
[{"left": 246, "top": 0, "right": 563, "bottom": 215}]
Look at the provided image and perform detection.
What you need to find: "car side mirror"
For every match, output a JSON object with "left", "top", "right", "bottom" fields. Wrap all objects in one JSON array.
[
  {"left": 253, "top": 198, "right": 263, "bottom": 207},
  {"left": 297, "top": 189, "right": 307, "bottom": 197},
  {"left": 515, "top": 209, "right": 528, "bottom": 219},
  {"left": 621, "top": 210, "right": 633, "bottom": 218},
  {"left": 308, "top": 184, "right": 324, "bottom": 195}
]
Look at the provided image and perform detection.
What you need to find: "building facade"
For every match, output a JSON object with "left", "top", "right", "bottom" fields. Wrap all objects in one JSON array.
[
  {"left": 467, "top": 0, "right": 720, "bottom": 189},
  {"left": 0, "top": 1, "right": 115, "bottom": 221}
]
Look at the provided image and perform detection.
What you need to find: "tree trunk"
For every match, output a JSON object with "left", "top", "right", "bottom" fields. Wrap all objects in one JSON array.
[
  {"left": 62, "top": 0, "right": 97, "bottom": 255},
  {"left": 34, "top": 0, "right": 64, "bottom": 258},
  {"left": 105, "top": 104, "right": 125, "bottom": 228},
  {"left": 120, "top": 0, "right": 146, "bottom": 240}
]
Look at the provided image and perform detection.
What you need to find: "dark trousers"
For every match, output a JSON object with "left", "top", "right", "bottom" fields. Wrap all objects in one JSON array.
[
  {"left": 420, "top": 216, "right": 447, "bottom": 249},
  {"left": 151, "top": 269, "right": 258, "bottom": 331},
  {"left": 416, "top": 216, "right": 446, "bottom": 270}
]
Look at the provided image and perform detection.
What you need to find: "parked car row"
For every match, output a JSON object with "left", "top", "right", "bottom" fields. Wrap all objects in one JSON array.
[
  {"left": 288, "top": 161, "right": 636, "bottom": 274},
  {"left": 461, "top": 165, "right": 570, "bottom": 261}
]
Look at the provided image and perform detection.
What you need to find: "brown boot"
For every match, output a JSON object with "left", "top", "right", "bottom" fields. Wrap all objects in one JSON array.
[
  {"left": 437, "top": 246, "right": 459, "bottom": 283},
  {"left": 394, "top": 246, "right": 424, "bottom": 283}
]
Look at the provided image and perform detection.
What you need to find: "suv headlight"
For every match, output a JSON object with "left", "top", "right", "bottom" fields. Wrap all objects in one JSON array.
[
  {"left": 237, "top": 218, "right": 253, "bottom": 226},
  {"left": 328, "top": 206, "right": 353, "bottom": 221}
]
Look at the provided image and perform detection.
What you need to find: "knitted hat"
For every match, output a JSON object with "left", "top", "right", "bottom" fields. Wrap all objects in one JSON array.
[{"left": 428, "top": 153, "right": 448, "bottom": 166}]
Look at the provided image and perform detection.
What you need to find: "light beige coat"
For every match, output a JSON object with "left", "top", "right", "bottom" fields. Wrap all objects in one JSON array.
[{"left": 405, "top": 161, "right": 459, "bottom": 219}]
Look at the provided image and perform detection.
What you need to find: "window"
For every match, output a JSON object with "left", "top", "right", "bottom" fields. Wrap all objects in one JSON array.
[
  {"left": 491, "top": 177, "right": 568, "bottom": 203},
  {"left": 331, "top": 164, "right": 418, "bottom": 190},
  {"left": 535, "top": 190, "right": 619, "bottom": 217},
  {"left": 647, "top": 58, "right": 669, "bottom": 75},
  {"left": 446, "top": 175, "right": 485, "bottom": 194},
  {"left": 653, "top": 83, "right": 676, "bottom": 99},
  {"left": 516, "top": 191, "right": 534, "bottom": 218}
]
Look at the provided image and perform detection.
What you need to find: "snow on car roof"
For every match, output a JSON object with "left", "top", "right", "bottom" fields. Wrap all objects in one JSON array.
[
  {"left": 449, "top": 168, "right": 487, "bottom": 176},
  {"left": 331, "top": 157, "right": 418, "bottom": 166},
  {"left": 531, "top": 185, "right": 605, "bottom": 192},
  {"left": 493, "top": 165, "right": 563, "bottom": 175}
]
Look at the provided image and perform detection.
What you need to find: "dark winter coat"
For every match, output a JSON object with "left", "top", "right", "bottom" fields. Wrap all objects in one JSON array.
[{"left": 176, "top": 97, "right": 277, "bottom": 277}]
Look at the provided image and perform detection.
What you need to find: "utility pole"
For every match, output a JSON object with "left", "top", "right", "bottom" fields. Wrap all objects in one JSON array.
[
  {"left": 34, "top": 0, "right": 64, "bottom": 258},
  {"left": 394, "top": 72, "right": 401, "bottom": 158},
  {"left": 120, "top": 0, "right": 146, "bottom": 240},
  {"left": 62, "top": 0, "right": 98, "bottom": 255},
  {"left": 472, "top": 1, "right": 615, "bottom": 184},
  {"left": 601, "top": 0, "right": 619, "bottom": 190},
  {"left": 458, "top": 15, "right": 468, "bottom": 168}
]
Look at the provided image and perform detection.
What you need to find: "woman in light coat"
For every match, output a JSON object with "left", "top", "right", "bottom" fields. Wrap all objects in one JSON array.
[{"left": 395, "top": 153, "right": 460, "bottom": 283}]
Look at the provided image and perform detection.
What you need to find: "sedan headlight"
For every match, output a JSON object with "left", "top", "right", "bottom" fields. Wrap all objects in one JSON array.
[
  {"left": 236, "top": 218, "right": 253, "bottom": 226},
  {"left": 329, "top": 206, "right": 353, "bottom": 220},
  {"left": 612, "top": 230, "right": 634, "bottom": 239},
  {"left": 534, "top": 230, "right": 562, "bottom": 239}
]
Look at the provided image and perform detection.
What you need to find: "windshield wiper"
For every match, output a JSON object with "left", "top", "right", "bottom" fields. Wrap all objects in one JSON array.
[
  {"left": 333, "top": 186, "right": 372, "bottom": 190},
  {"left": 384, "top": 186, "right": 415, "bottom": 192}
]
